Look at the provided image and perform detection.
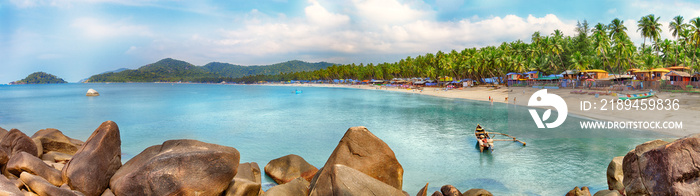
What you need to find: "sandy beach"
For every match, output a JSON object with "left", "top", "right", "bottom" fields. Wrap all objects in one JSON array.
[{"left": 266, "top": 83, "right": 700, "bottom": 137}]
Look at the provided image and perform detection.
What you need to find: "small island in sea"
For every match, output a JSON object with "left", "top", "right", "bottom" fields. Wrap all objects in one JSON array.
[{"left": 10, "top": 72, "right": 67, "bottom": 85}]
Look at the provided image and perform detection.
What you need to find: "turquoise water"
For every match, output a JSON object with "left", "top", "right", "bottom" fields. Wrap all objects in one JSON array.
[{"left": 0, "top": 84, "right": 667, "bottom": 195}]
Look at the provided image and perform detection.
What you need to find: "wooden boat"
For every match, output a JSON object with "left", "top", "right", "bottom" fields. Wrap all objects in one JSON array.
[
  {"left": 617, "top": 90, "right": 655, "bottom": 100},
  {"left": 474, "top": 124, "right": 526, "bottom": 153}
]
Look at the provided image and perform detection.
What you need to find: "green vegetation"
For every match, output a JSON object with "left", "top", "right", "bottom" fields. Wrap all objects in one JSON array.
[
  {"left": 234, "top": 15, "right": 700, "bottom": 83},
  {"left": 12, "top": 72, "right": 67, "bottom": 84},
  {"left": 87, "top": 58, "right": 333, "bottom": 83}
]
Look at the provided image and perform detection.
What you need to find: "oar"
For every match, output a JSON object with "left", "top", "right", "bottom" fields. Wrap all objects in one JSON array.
[{"left": 485, "top": 131, "right": 526, "bottom": 146}]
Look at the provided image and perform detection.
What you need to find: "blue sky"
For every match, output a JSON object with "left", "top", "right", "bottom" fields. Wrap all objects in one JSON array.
[{"left": 2, "top": 0, "right": 700, "bottom": 83}]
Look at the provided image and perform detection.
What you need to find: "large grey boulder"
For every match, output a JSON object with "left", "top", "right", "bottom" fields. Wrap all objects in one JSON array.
[
  {"left": 309, "top": 126, "right": 403, "bottom": 194},
  {"left": 0, "top": 129, "right": 38, "bottom": 157},
  {"left": 20, "top": 172, "right": 84, "bottom": 196},
  {"left": 110, "top": 139, "right": 240, "bottom": 196},
  {"left": 31, "top": 128, "right": 84, "bottom": 155},
  {"left": 5, "top": 152, "right": 62, "bottom": 186},
  {"left": 263, "top": 177, "right": 309, "bottom": 196},
  {"left": 623, "top": 136, "right": 700, "bottom": 195},
  {"left": 265, "top": 154, "right": 318, "bottom": 184},
  {"left": 62, "top": 121, "right": 121, "bottom": 196},
  {"left": 606, "top": 156, "right": 624, "bottom": 192},
  {"left": 309, "top": 164, "right": 404, "bottom": 196}
]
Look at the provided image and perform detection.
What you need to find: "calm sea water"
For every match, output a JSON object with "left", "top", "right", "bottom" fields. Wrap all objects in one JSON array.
[{"left": 0, "top": 83, "right": 668, "bottom": 195}]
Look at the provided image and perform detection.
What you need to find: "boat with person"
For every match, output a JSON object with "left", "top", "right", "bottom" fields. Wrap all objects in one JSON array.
[{"left": 474, "top": 124, "right": 526, "bottom": 153}]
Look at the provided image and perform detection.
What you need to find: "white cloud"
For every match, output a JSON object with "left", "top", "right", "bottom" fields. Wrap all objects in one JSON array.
[
  {"left": 305, "top": 0, "right": 350, "bottom": 26},
  {"left": 71, "top": 17, "right": 153, "bottom": 39},
  {"left": 352, "top": 0, "right": 434, "bottom": 25}
]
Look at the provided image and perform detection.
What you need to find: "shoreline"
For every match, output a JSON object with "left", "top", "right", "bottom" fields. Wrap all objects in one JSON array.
[{"left": 264, "top": 83, "right": 700, "bottom": 137}]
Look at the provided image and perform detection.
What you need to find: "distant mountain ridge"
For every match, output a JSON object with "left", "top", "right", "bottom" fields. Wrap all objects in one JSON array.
[{"left": 86, "top": 58, "right": 334, "bottom": 83}]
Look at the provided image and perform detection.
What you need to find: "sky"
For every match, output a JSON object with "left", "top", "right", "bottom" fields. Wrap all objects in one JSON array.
[{"left": 2, "top": 0, "right": 700, "bottom": 83}]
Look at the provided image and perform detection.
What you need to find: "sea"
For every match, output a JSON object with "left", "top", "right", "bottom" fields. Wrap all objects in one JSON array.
[{"left": 0, "top": 83, "right": 668, "bottom": 195}]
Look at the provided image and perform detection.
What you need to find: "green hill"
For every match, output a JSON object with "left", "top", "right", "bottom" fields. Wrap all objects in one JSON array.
[
  {"left": 12, "top": 72, "right": 67, "bottom": 84},
  {"left": 87, "top": 58, "right": 333, "bottom": 83}
]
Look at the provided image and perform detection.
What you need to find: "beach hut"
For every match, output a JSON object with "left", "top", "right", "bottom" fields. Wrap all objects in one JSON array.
[
  {"left": 580, "top": 69, "right": 608, "bottom": 79},
  {"left": 506, "top": 72, "right": 524, "bottom": 80},
  {"left": 650, "top": 68, "right": 670, "bottom": 80},
  {"left": 632, "top": 70, "right": 651, "bottom": 81},
  {"left": 525, "top": 71, "right": 539, "bottom": 80},
  {"left": 666, "top": 66, "right": 691, "bottom": 73},
  {"left": 666, "top": 71, "right": 691, "bottom": 82},
  {"left": 560, "top": 70, "right": 578, "bottom": 79}
]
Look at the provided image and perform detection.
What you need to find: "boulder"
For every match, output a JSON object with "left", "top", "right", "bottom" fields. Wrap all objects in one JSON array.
[
  {"left": 32, "top": 138, "right": 43, "bottom": 157},
  {"left": 110, "top": 139, "right": 240, "bottom": 196},
  {"left": 430, "top": 191, "right": 442, "bottom": 196},
  {"left": 309, "top": 126, "right": 403, "bottom": 191},
  {"left": 5, "top": 152, "right": 62, "bottom": 186},
  {"left": 308, "top": 164, "right": 405, "bottom": 196},
  {"left": 606, "top": 156, "right": 624, "bottom": 192},
  {"left": 0, "top": 175, "right": 23, "bottom": 196},
  {"left": 623, "top": 135, "right": 700, "bottom": 195},
  {"left": 86, "top": 89, "right": 99, "bottom": 96},
  {"left": 224, "top": 178, "right": 261, "bottom": 196},
  {"left": 224, "top": 162, "right": 262, "bottom": 196},
  {"left": 593, "top": 190, "right": 623, "bottom": 196},
  {"left": 462, "top": 189, "right": 493, "bottom": 196},
  {"left": 237, "top": 162, "right": 262, "bottom": 183},
  {"left": 263, "top": 177, "right": 309, "bottom": 196},
  {"left": 101, "top": 189, "right": 115, "bottom": 196},
  {"left": 20, "top": 172, "right": 83, "bottom": 196},
  {"left": 41, "top": 151, "right": 72, "bottom": 163},
  {"left": 62, "top": 121, "right": 122, "bottom": 196},
  {"left": 31, "top": 128, "right": 84, "bottom": 155},
  {"left": 440, "top": 185, "right": 461, "bottom": 196},
  {"left": 265, "top": 154, "right": 318, "bottom": 184},
  {"left": 0, "top": 127, "right": 8, "bottom": 138},
  {"left": 0, "top": 129, "right": 38, "bottom": 157},
  {"left": 0, "top": 149, "right": 8, "bottom": 166},
  {"left": 416, "top": 183, "right": 428, "bottom": 196},
  {"left": 565, "top": 186, "right": 591, "bottom": 196}
]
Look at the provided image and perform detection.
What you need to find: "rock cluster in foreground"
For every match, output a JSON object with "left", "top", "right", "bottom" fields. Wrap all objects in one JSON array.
[{"left": 0, "top": 123, "right": 494, "bottom": 196}]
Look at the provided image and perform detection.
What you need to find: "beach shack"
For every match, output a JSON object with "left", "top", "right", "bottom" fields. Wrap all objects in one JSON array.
[
  {"left": 506, "top": 72, "right": 524, "bottom": 86},
  {"left": 650, "top": 68, "right": 670, "bottom": 80},
  {"left": 693, "top": 73, "right": 700, "bottom": 82},
  {"left": 632, "top": 70, "right": 651, "bottom": 81},
  {"left": 666, "top": 66, "right": 691, "bottom": 73},
  {"left": 560, "top": 70, "right": 578, "bottom": 79},
  {"left": 666, "top": 71, "right": 691, "bottom": 82},
  {"left": 525, "top": 71, "right": 540, "bottom": 80},
  {"left": 580, "top": 69, "right": 608, "bottom": 79}
]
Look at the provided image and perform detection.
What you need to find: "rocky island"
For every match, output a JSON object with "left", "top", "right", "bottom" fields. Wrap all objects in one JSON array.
[{"left": 10, "top": 72, "right": 67, "bottom": 85}]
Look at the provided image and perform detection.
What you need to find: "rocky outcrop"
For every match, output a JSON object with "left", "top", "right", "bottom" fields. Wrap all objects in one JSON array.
[
  {"left": 593, "top": 190, "right": 622, "bottom": 196},
  {"left": 0, "top": 129, "right": 38, "bottom": 157},
  {"left": 309, "top": 126, "right": 403, "bottom": 193},
  {"left": 0, "top": 175, "right": 23, "bottom": 196},
  {"left": 565, "top": 186, "right": 591, "bottom": 196},
  {"left": 110, "top": 139, "right": 240, "bottom": 196},
  {"left": 86, "top": 89, "right": 99, "bottom": 96},
  {"left": 462, "top": 189, "right": 493, "bottom": 196},
  {"left": 606, "top": 156, "right": 624, "bottom": 193},
  {"left": 224, "top": 162, "right": 262, "bottom": 196},
  {"left": 31, "top": 128, "right": 84, "bottom": 155},
  {"left": 309, "top": 164, "right": 404, "bottom": 196},
  {"left": 262, "top": 177, "right": 309, "bottom": 196},
  {"left": 416, "top": 183, "right": 428, "bottom": 196},
  {"left": 440, "top": 185, "right": 462, "bottom": 196},
  {"left": 41, "top": 151, "right": 72, "bottom": 163},
  {"left": 5, "top": 152, "right": 62, "bottom": 186},
  {"left": 265, "top": 154, "right": 318, "bottom": 184},
  {"left": 20, "top": 172, "right": 84, "bottom": 196},
  {"left": 623, "top": 135, "right": 700, "bottom": 195},
  {"left": 62, "top": 121, "right": 121, "bottom": 196}
]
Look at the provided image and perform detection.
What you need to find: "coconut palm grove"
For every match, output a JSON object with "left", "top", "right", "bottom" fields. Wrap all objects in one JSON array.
[{"left": 229, "top": 15, "right": 700, "bottom": 85}]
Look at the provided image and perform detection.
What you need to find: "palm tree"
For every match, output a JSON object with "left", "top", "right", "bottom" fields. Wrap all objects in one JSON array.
[
  {"left": 669, "top": 15, "right": 687, "bottom": 40},
  {"left": 609, "top": 18, "right": 628, "bottom": 39},
  {"left": 637, "top": 14, "right": 662, "bottom": 50},
  {"left": 689, "top": 17, "right": 700, "bottom": 47}
]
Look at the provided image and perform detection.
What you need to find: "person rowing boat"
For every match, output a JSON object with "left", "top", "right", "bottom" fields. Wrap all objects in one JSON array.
[{"left": 475, "top": 124, "right": 494, "bottom": 152}]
